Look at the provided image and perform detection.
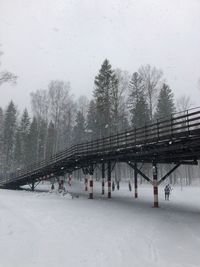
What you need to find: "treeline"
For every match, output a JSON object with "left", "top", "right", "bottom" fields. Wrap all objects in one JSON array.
[{"left": 0, "top": 59, "right": 195, "bottom": 182}]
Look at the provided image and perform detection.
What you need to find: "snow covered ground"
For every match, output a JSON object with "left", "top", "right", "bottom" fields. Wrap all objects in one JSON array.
[{"left": 0, "top": 181, "right": 200, "bottom": 267}]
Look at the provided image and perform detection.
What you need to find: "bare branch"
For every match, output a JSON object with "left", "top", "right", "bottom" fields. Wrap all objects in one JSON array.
[
  {"left": 138, "top": 64, "right": 163, "bottom": 120},
  {"left": 0, "top": 71, "right": 17, "bottom": 86},
  {"left": 176, "top": 95, "right": 193, "bottom": 112}
]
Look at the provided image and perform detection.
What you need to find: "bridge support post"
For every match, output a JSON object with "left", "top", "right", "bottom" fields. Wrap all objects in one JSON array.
[
  {"left": 31, "top": 181, "right": 35, "bottom": 191},
  {"left": 134, "top": 162, "right": 138, "bottom": 198},
  {"left": 85, "top": 175, "right": 88, "bottom": 191},
  {"left": 153, "top": 162, "right": 159, "bottom": 208},
  {"left": 102, "top": 163, "right": 105, "bottom": 195},
  {"left": 107, "top": 161, "right": 111, "bottom": 198},
  {"left": 89, "top": 175, "right": 93, "bottom": 199}
]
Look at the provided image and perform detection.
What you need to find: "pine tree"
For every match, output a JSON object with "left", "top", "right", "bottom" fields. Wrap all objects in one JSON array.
[
  {"left": 73, "top": 111, "right": 86, "bottom": 144},
  {"left": 131, "top": 95, "right": 150, "bottom": 128},
  {"left": 14, "top": 125, "right": 22, "bottom": 167},
  {"left": 86, "top": 100, "right": 97, "bottom": 140},
  {"left": 155, "top": 83, "right": 175, "bottom": 119},
  {"left": 93, "top": 59, "right": 118, "bottom": 137},
  {"left": 27, "top": 117, "right": 38, "bottom": 163},
  {"left": 20, "top": 109, "right": 30, "bottom": 166},
  {"left": 128, "top": 72, "right": 149, "bottom": 128},
  {"left": 128, "top": 72, "right": 144, "bottom": 109},
  {"left": 155, "top": 84, "right": 176, "bottom": 185},
  {"left": 14, "top": 109, "right": 31, "bottom": 167},
  {"left": 3, "top": 101, "right": 17, "bottom": 171}
]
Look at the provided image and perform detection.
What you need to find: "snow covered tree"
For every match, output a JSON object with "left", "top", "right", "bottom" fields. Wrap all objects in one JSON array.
[
  {"left": 131, "top": 95, "right": 150, "bottom": 128},
  {"left": 20, "top": 109, "right": 30, "bottom": 165},
  {"left": 14, "top": 109, "right": 31, "bottom": 167},
  {"left": 128, "top": 72, "right": 149, "bottom": 128},
  {"left": 155, "top": 83, "right": 176, "bottom": 119},
  {"left": 155, "top": 84, "right": 176, "bottom": 184},
  {"left": 128, "top": 72, "right": 144, "bottom": 107},
  {"left": 86, "top": 100, "right": 97, "bottom": 140},
  {"left": 3, "top": 101, "right": 17, "bottom": 171},
  {"left": 27, "top": 117, "right": 38, "bottom": 163},
  {"left": 73, "top": 111, "right": 86, "bottom": 144},
  {"left": 14, "top": 125, "right": 22, "bottom": 167},
  {"left": 93, "top": 59, "right": 118, "bottom": 137}
]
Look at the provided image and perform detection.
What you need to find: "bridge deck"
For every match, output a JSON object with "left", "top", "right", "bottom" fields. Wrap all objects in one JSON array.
[{"left": 1, "top": 108, "right": 200, "bottom": 189}]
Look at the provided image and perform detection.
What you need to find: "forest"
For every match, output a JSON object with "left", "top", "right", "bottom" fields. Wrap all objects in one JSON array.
[{"left": 0, "top": 59, "right": 197, "bottom": 185}]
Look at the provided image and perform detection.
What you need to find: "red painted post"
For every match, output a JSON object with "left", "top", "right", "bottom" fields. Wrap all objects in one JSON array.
[
  {"left": 85, "top": 176, "right": 88, "bottom": 191},
  {"left": 134, "top": 162, "right": 138, "bottom": 198},
  {"left": 68, "top": 174, "right": 72, "bottom": 186},
  {"left": 89, "top": 176, "right": 93, "bottom": 199},
  {"left": 153, "top": 162, "right": 159, "bottom": 207},
  {"left": 102, "top": 163, "right": 105, "bottom": 195},
  {"left": 107, "top": 161, "right": 111, "bottom": 198}
]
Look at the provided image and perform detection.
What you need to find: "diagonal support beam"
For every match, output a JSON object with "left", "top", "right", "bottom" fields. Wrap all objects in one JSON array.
[
  {"left": 28, "top": 179, "right": 41, "bottom": 191},
  {"left": 127, "top": 162, "right": 153, "bottom": 185},
  {"left": 33, "top": 180, "right": 42, "bottom": 190},
  {"left": 158, "top": 163, "right": 181, "bottom": 185}
]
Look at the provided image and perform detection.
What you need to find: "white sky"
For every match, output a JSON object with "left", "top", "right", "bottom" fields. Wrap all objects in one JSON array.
[{"left": 0, "top": 0, "right": 200, "bottom": 111}]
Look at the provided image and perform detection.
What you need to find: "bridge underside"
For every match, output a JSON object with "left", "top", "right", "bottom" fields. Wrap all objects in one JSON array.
[
  {"left": 1, "top": 108, "right": 200, "bottom": 206},
  {"left": 1, "top": 133, "right": 200, "bottom": 190}
]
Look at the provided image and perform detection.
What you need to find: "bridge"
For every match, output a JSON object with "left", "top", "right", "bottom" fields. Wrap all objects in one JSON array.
[{"left": 1, "top": 107, "right": 200, "bottom": 207}]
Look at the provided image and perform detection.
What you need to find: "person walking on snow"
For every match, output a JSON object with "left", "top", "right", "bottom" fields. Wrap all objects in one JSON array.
[
  {"left": 112, "top": 180, "right": 115, "bottom": 191},
  {"left": 164, "top": 184, "right": 172, "bottom": 200},
  {"left": 117, "top": 181, "right": 120, "bottom": 190},
  {"left": 128, "top": 181, "right": 132, "bottom": 191}
]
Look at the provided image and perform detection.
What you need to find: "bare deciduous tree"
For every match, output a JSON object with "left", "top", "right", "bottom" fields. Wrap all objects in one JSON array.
[
  {"left": 113, "top": 69, "right": 130, "bottom": 131},
  {"left": 76, "top": 95, "right": 89, "bottom": 119},
  {"left": 48, "top": 80, "right": 73, "bottom": 152},
  {"left": 176, "top": 95, "right": 193, "bottom": 112},
  {"left": 138, "top": 64, "right": 163, "bottom": 120},
  {"left": 30, "top": 89, "right": 49, "bottom": 122},
  {"left": 0, "top": 71, "right": 17, "bottom": 86},
  {"left": 0, "top": 47, "right": 17, "bottom": 86}
]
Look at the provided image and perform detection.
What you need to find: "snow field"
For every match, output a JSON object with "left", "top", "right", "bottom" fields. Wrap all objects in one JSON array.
[{"left": 0, "top": 181, "right": 200, "bottom": 267}]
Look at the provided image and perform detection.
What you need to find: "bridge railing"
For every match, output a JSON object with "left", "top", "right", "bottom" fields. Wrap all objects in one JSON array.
[{"left": 2, "top": 107, "right": 200, "bottom": 185}]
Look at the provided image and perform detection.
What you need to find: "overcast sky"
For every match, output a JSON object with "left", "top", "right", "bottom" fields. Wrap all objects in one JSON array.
[{"left": 0, "top": 0, "right": 200, "bottom": 111}]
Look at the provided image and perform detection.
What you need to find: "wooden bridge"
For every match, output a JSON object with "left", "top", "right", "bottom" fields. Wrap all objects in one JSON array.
[{"left": 1, "top": 107, "right": 200, "bottom": 207}]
